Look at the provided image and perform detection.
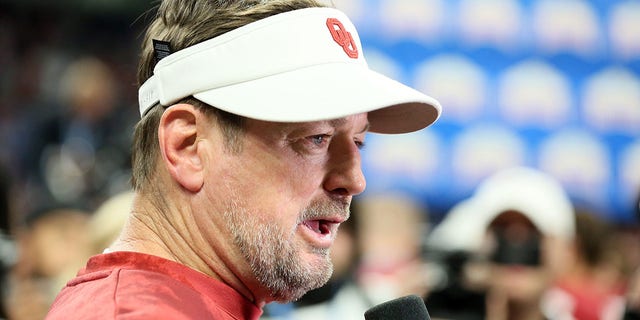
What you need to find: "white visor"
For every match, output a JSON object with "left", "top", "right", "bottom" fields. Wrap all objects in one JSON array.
[{"left": 138, "top": 7, "right": 441, "bottom": 134}]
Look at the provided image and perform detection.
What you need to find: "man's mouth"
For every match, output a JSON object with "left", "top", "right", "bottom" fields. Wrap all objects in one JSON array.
[
  {"left": 297, "top": 200, "right": 350, "bottom": 248},
  {"left": 302, "top": 219, "right": 333, "bottom": 235},
  {"left": 298, "top": 218, "right": 342, "bottom": 248}
]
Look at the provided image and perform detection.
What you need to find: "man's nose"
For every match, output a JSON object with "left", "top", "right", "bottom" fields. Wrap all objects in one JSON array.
[{"left": 323, "top": 138, "right": 366, "bottom": 197}]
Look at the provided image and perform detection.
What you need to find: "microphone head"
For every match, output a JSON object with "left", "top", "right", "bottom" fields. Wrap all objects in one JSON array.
[{"left": 364, "top": 295, "right": 431, "bottom": 320}]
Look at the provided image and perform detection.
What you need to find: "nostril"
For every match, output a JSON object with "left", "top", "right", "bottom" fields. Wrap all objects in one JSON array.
[{"left": 330, "top": 187, "right": 349, "bottom": 196}]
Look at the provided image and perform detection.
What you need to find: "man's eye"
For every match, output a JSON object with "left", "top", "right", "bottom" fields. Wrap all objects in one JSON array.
[{"left": 309, "top": 134, "right": 330, "bottom": 146}]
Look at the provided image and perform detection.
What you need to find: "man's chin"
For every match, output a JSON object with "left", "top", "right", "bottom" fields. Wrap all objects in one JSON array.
[{"left": 269, "top": 260, "right": 333, "bottom": 303}]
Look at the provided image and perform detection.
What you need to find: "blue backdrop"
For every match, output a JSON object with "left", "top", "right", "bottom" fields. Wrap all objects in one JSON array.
[{"left": 348, "top": 0, "right": 640, "bottom": 223}]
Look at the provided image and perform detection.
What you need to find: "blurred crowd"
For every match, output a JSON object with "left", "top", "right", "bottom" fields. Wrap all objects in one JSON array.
[
  {"left": 0, "top": 3, "right": 142, "bottom": 319},
  {"left": 1, "top": 2, "right": 640, "bottom": 320},
  {"left": 0, "top": 3, "right": 142, "bottom": 215}
]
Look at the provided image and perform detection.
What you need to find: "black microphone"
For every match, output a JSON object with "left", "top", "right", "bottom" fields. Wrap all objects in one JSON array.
[{"left": 364, "top": 295, "right": 431, "bottom": 320}]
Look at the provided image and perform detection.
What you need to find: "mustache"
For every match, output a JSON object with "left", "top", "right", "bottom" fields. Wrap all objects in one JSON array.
[{"left": 299, "top": 198, "right": 351, "bottom": 222}]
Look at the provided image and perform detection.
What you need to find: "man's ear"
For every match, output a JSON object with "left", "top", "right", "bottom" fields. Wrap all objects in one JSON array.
[{"left": 157, "top": 103, "right": 205, "bottom": 192}]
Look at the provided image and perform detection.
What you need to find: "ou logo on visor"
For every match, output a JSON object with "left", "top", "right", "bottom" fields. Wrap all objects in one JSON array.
[{"left": 326, "top": 18, "right": 358, "bottom": 59}]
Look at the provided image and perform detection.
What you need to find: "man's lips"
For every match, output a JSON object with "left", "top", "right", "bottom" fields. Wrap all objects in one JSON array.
[
  {"left": 302, "top": 219, "right": 334, "bottom": 235},
  {"left": 299, "top": 217, "right": 344, "bottom": 248}
]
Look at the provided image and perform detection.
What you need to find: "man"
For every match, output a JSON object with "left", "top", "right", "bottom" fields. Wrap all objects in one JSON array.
[{"left": 46, "top": 0, "right": 441, "bottom": 319}]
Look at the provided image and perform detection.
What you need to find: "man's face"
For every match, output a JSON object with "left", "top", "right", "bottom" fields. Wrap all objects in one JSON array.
[{"left": 200, "top": 113, "right": 368, "bottom": 302}]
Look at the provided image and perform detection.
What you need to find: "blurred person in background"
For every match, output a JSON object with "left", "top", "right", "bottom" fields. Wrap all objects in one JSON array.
[
  {"left": 7, "top": 191, "right": 133, "bottom": 319},
  {"left": 625, "top": 266, "right": 640, "bottom": 320},
  {"left": 353, "top": 193, "right": 431, "bottom": 305},
  {"left": 542, "top": 209, "right": 627, "bottom": 320},
  {"left": 426, "top": 166, "right": 576, "bottom": 320},
  {"left": 45, "top": 0, "right": 441, "bottom": 318},
  {"left": 6, "top": 205, "right": 90, "bottom": 320},
  {"left": 20, "top": 56, "right": 133, "bottom": 210},
  {"left": 482, "top": 209, "right": 551, "bottom": 320},
  {"left": 621, "top": 193, "right": 640, "bottom": 320},
  {"left": 87, "top": 190, "right": 134, "bottom": 255},
  {"left": 0, "top": 164, "right": 14, "bottom": 319}
]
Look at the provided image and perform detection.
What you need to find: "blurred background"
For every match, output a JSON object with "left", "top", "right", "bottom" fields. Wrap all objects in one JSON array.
[
  {"left": 349, "top": 0, "right": 640, "bottom": 224},
  {"left": 0, "top": 0, "right": 639, "bottom": 319}
]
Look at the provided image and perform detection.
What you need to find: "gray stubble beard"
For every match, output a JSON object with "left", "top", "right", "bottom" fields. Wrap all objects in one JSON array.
[{"left": 223, "top": 196, "right": 349, "bottom": 302}]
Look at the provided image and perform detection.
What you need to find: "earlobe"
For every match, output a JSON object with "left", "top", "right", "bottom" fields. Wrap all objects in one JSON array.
[{"left": 158, "top": 104, "right": 205, "bottom": 193}]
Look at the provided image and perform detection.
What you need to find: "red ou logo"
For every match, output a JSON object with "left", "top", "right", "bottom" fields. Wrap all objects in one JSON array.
[{"left": 326, "top": 18, "right": 358, "bottom": 59}]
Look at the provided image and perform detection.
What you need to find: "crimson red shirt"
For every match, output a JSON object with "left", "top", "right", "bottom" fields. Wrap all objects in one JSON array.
[{"left": 46, "top": 252, "right": 263, "bottom": 320}]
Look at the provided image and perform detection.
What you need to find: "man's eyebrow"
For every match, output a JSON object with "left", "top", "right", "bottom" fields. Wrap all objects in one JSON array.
[{"left": 328, "top": 118, "right": 370, "bottom": 133}]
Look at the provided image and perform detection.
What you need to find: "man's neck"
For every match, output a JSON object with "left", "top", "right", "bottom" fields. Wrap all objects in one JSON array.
[{"left": 109, "top": 193, "right": 264, "bottom": 306}]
